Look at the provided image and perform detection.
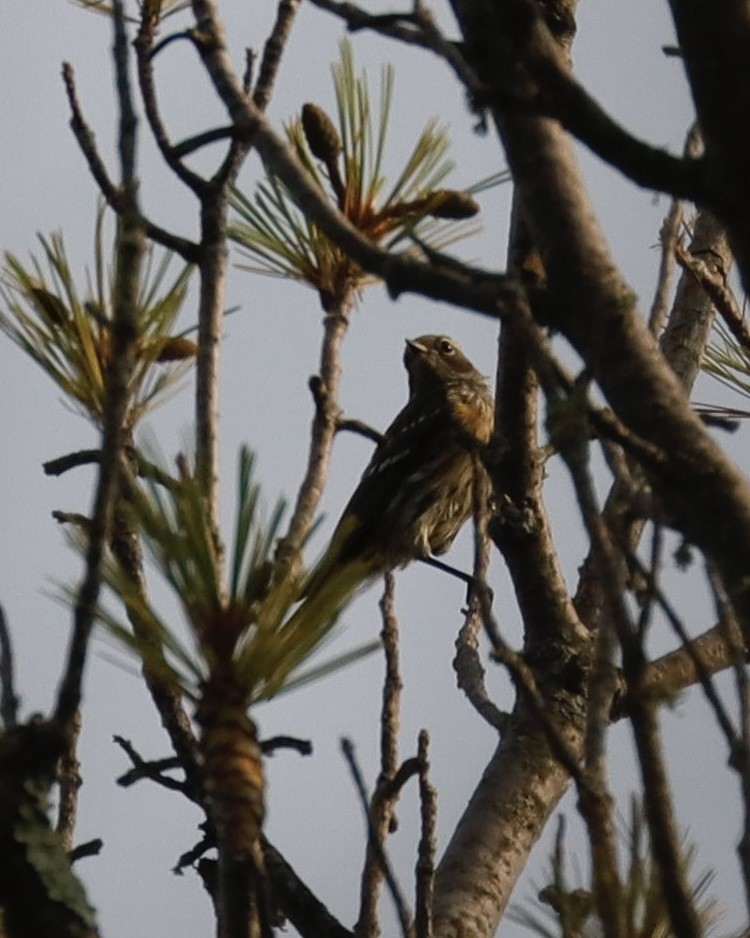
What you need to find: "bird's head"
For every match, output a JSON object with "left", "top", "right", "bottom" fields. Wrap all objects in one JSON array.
[{"left": 404, "top": 334, "right": 482, "bottom": 395}]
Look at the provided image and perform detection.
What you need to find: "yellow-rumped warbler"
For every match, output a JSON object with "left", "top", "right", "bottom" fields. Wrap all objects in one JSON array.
[{"left": 302, "top": 334, "right": 494, "bottom": 606}]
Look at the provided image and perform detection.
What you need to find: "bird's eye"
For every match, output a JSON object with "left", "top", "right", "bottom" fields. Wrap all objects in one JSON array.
[{"left": 439, "top": 339, "right": 455, "bottom": 356}]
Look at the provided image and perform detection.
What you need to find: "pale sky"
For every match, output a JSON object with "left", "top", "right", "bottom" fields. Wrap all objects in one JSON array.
[{"left": 1, "top": 1, "right": 745, "bottom": 936}]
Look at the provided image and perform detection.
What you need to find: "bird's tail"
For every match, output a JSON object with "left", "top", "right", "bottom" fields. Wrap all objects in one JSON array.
[{"left": 277, "top": 554, "right": 373, "bottom": 662}]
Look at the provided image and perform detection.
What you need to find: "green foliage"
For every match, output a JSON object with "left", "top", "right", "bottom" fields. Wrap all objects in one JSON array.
[
  {"left": 86, "top": 446, "right": 378, "bottom": 705},
  {"left": 230, "top": 40, "right": 506, "bottom": 298},
  {"left": 510, "top": 803, "right": 721, "bottom": 938},
  {"left": 0, "top": 207, "right": 194, "bottom": 428}
]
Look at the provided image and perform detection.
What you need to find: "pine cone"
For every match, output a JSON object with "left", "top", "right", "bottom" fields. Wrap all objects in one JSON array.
[{"left": 301, "top": 103, "right": 342, "bottom": 165}]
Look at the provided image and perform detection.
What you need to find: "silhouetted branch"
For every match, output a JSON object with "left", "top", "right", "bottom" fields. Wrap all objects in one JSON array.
[
  {"left": 262, "top": 837, "right": 354, "bottom": 938},
  {"left": 260, "top": 735, "right": 313, "bottom": 756},
  {"left": 454, "top": 461, "right": 508, "bottom": 732},
  {"left": 134, "top": 12, "right": 208, "bottom": 195},
  {"left": 44, "top": 448, "right": 178, "bottom": 490},
  {"left": 308, "top": 0, "right": 483, "bottom": 97},
  {"left": 172, "top": 125, "right": 235, "bottom": 159},
  {"left": 275, "top": 297, "right": 355, "bottom": 578},
  {"left": 114, "top": 735, "right": 191, "bottom": 795},
  {"left": 342, "top": 737, "right": 412, "bottom": 937},
  {"left": 61, "top": 62, "right": 200, "bottom": 262},
  {"left": 56, "top": 709, "right": 83, "bottom": 851},
  {"left": 55, "top": 19, "right": 143, "bottom": 730},
  {"left": 357, "top": 573, "right": 405, "bottom": 937},
  {"left": 414, "top": 730, "right": 436, "bottom": 938},
  {"left": 0, "top": 606, "right": 18, "bottom": 729},
  {"left": 69, "top": 839, "right": 104, "bottom": 863},
  {"left": 253, "top": 0, "right": 303, "bottom": 111},
  {"left": 557, "top": 391, "right": 702, "bottom": 938},
  {"left": 675, "top": 241, "right": 750, "bottom": 353},
  {"left": 336, "top": 417, "right": 384, "bottom": 445},
  {"left": 648, "top": 125, "right": 701, "bottom": 336}
]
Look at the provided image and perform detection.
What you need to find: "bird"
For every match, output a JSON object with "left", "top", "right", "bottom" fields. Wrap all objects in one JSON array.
[{"left": 300, "top": 334, "right": 495, "bottom": 613}]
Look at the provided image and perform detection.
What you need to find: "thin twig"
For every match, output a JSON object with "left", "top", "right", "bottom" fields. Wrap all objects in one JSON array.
[
  {"left": 69, "top": 839, "right": 104, "bottom": 863},
  {"left": 44, "top": 449, "right": 103, "bottom": 476},
  {"left": 61, "top": 61, "right": 120, "bottom": 207},
  {"left": 454, "top": 456, "right": 509, "bottom": 732},
  {"left": 558, "top": 404, "right": 701, "bottom": 938},
  {"left": 275, "top": 298, "right": 355, "bottom": 578},
  {"left": 336, "top": 416, "right": 384, "bottom": 444},
  {"left": 110, "top": 460, "right": 203, "bottom": 796},
  {"left": 623, "top": 549, "right": 738, "bottom": 747},
  {"left": 52, "top": 510, "right": 92, "bottom": 531},
  {"left": 379, "top": 573, "right": 401, "bottom": 778},
  {"left": 261, "top": 837, "right": 354, "bottom": 938},
  {"left": 260, "top": 735, "right": 313, "bottom": 756},
  {"left": 414, "top": 730, "right": 437, "bottom": 938},
  {"left": 704, "top": 563, "right": 750, "bottom": 922},
  {"left": 648, "top": 124, "right": 701, "bottom": 336},
  {"left": 648, "top": 199, "right": 684, "bottom": 337},
  {"left": 172, "top": 125, "right": 235, "bottom": 158},
  {"left": 54, "top": 0, "right": 145, "bottom": 732},
  {"left": 134, "top": 11, "right": 207, "bottom": 195},
  {"left": 675, "top": 241, "right": 749, "bottom": 353},
  {"left": 479, "top": 588, "right": 585, "bottom": 784},
  {"left": 253, "top": 0, "right": 302, "bottom": 110},
  {"left": 314, "top": 0, "right": 484, "bottom": 98},
  {"left": 0, "top": 605, "right": 19, "bottom": 728},
  {"left": 379, "top": 758, "right": 421, "bottom": 799},
  {"left": 61, "top": 62, "right": 200, "bottom": 262},
  {"left": 44, "top": 447, "right": 178, "bottom": 490},
  {"left": 114, "top": 735, "right": 190, "bottom": 793},
  {"left": 341, "top": 738, "right": 412, "bottom": 938},
  {"left": 357, "top": 573, "right": 403, "bottom": 938},
  {"left": 56, "top": 709, "right": 83, "bottom": 851}
]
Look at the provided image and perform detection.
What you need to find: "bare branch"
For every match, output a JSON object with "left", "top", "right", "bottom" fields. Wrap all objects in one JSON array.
[
  {"left": 454, "top": 459, "right": 509, "bottom": 732},
  {"left": 648, "top": 200, "right": 684, "bottom": 337},
  {"left": 253, "top": 0, "right": 303, "bottom": 110},
  {"left": 276, "top": 299, "right": 355, "bottom": 576},
  {"left": 55, "top": 1, "right": 145, "bottom": 731},
  {"left": 634, "top": 621, "right": 748, "bottom": 710},
  {"left": 262, "top": 837, "right": 354, "bottom": 938},
  {"left": 708, "top": 564, "right": 750, "bottom": 921},
  {"left": 675, "top": 240, "right": 749, "bottom": 353},
  {"left": 378, "top": 573, "right": 401, "bottom": 779},
  {"left": 341, "top": 737, "right": 412, "bottom": 938},
  {"left": 357, "top": 573, "right": 404, "bottom": 937},
  {"left": 648, "top": 125, "right": 701, "bottom": 337},
  {"left": 44, "top": 448, "right": 178, "bottom": 491},
  {"left": 554, "top": 401, "right": 702, "bottom": 938},
  {"left": 114, "top": 735, "right": 191, "bottom": 795},
  {"left": 415, "top": 730, "right": 437, "bottom": 938},
  {"left": 335, "top": 417, "right": 384, "bottom": 445},
  {"left": 69, "top": 839, "right": 104, "bottom": 863},
  {"left": 309, "top": 0, "right": 484, "bottom": 97},
  {"left": 171, "top": 125, "right": 235, "bottom": 159},
  {"left": 56, "top": 709, "right": 83, "bottom": 851},
  {"left": 61, "top": 62, "right": 201, "bottom": 262},
  {"left": 626, "top": 550, "right": 738, "bottom": 748},
  {"left": 134, "top": 13, "right": 208, "bottom": 195},
  {"left": 260, "top": 735, "right": 313, "bottom": 756}
]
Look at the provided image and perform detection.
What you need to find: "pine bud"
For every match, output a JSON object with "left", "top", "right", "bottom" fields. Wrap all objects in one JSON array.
[
  {"left": 427, "top": 189, "right": 480, "bottom": 219},
  {"left": 156, "top": 336, "right": 199, "bottom": 362},
  {"left": 301, "top": 103, "right": 342, "bottom": 164},
  {"left": 31, "top": 287, "right": 68, "bottom": 327}
]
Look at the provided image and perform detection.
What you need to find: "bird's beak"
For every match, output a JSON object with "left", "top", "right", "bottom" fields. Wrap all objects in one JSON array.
[{"left": 405, "top": 338, "right": 427, "bottom": 355}]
